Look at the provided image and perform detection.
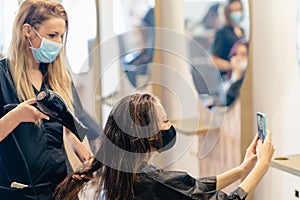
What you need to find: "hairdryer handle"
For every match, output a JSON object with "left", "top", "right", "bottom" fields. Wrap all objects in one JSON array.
[{"left": 56, "top": 111, "right": 88, "bottom": 141}]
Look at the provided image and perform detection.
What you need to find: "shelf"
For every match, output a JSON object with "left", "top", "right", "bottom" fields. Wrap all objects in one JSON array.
[
  {"left": 271, "top": 154, "right": 300, "bottom": 177},
  {"left": 170, "top": 118, "right": 220, "bottom": 135}
]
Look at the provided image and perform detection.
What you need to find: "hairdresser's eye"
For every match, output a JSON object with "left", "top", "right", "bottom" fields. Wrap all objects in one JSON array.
[
  {"left": 48, "top": 34, "right": 56, "bottom": 38},
  {"left": 164, "top": 119, "right": 169, "bottom": 123}
]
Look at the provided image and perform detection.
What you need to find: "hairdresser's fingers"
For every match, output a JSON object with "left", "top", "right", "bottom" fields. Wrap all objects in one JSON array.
[
  {"left": 72, "top": 174, "right": 83, "bottom": 181},
  {"left": 34, "top": 108, "right": 50, "bottom": 120},
  {"left": 72, "top": 173, "right": 93, "bottom": 181},
  {"left": 24, "top": 98, "right": 37, "bottom": 105},
  {"left": 81, "top": 174, "right": 93, "bottom": 180}
]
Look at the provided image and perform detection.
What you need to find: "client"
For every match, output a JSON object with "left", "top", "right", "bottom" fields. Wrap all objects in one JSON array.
[{"left": 55, "top": 93, "right": 275, "bottom": 200}]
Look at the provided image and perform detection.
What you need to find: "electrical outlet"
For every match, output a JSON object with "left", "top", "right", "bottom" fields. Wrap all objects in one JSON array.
[{"left": 295, "top": 189, "right": 299, "bottom": 199}]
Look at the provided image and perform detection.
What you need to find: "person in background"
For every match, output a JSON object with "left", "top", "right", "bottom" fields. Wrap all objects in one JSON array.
[
  {"left": 120, "top": 7, "right": 155, "bottom": 87},
  {"left": 55, "top": 93, "right": 275, "bottom": 200},
  {"left": 211, "top": 0, "right": 245, "bottom": 77},
  {"left": 224, "top": 39, "right": 249, "bottom": 107},
  {"left": 188, "top": 3, "right": 222, "bottom": 50},
  {"left": 0, "top": 0, "right": 95, "bottom": 199}
]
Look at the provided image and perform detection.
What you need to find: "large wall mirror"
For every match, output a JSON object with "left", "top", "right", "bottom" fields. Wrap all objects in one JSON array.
[
  {"left": 111, "top": 0, "right": 250, "bottom": 110},
  {"left": 112, "top": 0, "right": 155, "bottom": 89},
  {"left": 184, "top": 0, "right": 250, "bottom": 109}
]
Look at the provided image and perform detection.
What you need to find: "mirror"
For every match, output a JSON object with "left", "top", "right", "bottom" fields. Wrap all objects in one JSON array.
[
  {"left": 112, "top": 0, "right": 155, "bottom": 88},
  {"left": 184, "top": 0, "right": 250, "bottom": 109}
]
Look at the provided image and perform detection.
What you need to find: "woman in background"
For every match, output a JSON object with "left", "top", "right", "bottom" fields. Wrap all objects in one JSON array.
[
  {"left": 225, "top": 39, "right": 249, "bottom": 106},
  {"left": 211, "top": 0, "right": 245, "bottom": 77}
]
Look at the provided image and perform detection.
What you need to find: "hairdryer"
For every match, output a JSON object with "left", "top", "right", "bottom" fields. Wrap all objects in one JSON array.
[{"left": 35, "top": 89, "right": 88, "bottom": 141}]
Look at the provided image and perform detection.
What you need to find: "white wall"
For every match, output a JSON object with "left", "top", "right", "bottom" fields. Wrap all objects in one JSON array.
[{"left": 252, "top": 0, "right": 300, "bottom": 199}]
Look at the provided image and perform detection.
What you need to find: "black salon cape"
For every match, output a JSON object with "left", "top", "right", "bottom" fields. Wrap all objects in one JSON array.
[
  {"left": 132, "top": 167, "right": 248, "bottom": 200},
  {"left": 0, "top": 59, "right": 100, "bottom": 200}
]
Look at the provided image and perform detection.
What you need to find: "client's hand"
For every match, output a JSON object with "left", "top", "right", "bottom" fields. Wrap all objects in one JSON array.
[
  {"left": 256, "top": 130, "right": 275, "bottom": 170},
  {"left": 239, "top": 135, "right": 258, "bottom": 179}
]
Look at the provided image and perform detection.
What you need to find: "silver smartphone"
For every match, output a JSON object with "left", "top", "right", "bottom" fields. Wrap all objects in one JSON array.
[{"left": 256, "top": 112, "right": 267, "bottom": 142}]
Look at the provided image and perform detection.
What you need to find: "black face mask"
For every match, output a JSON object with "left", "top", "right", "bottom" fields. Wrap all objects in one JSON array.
[{"left": 156, "top": 125, "right": 177, "bottom": 153}]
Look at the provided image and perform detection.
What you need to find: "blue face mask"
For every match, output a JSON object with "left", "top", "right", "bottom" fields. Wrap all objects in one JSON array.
[
  {"left": 230, "top": 11, "right": 243, "bottom": 25},
  {"left": 28, "top": 28, "right": 63, "bottom": 63}
]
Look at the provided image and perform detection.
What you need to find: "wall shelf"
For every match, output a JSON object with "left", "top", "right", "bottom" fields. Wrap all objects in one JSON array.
[
  {"left": 170, "top": 118, "right": 220, "bottom": 135},
  {"left": 271, "top": 154, "right": 300, "bottom": 177}
]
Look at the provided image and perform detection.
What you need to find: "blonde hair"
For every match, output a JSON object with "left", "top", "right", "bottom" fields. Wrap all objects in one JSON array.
[{"left": 7, "top": 0, "right": 73, "bottom": 110}]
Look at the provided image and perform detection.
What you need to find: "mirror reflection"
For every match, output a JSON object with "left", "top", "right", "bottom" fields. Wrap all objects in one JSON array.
[
  {"left": 113, "top": 0, "right": 154, "bottom": 88},
  {"left": 185, "top": 0, "right": 250, "bottom": 108},
  {"left": 112, "top": 0, "right": 250, "bottom": 109}
]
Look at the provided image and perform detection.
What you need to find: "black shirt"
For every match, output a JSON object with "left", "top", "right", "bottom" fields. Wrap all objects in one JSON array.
[
  {"left": 211, "top": 25, "right": 243, "bottom": 61},
  {"left": 0, "top": 59, "right": 79, "bottom": 200}
]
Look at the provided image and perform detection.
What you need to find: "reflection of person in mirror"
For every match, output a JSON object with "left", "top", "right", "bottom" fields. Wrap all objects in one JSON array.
[
  {"left": 211, "top": 0, "right": 245, "bottom": 77},
  {"left": 0, "top": 0, "right": 96, "bottom": 199},
  {"left": 121, "top": 7, "right": 155, "bottom": 87},
  {"left": 55, "top": 93, "right": 275, "bottom": 200},
  {"left": 223, "top": 39, "right": 249, "bottom": 106},
  {"left": 187, "top": 3, "right": 223, "bottom": 50}
]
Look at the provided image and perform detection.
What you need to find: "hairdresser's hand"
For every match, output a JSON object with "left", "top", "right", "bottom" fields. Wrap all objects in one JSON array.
[
  {"left": 256, "top": 130, "right": 275, "bottom": 171},
  {"left": 239, "top": 135, "right": 258, "bottom": 179},
  {"left": 15, "top": 98, "right": 50, "bottom": 123},
  {"left": 72, "top": 157, "right": 96, "bottom": 181}
]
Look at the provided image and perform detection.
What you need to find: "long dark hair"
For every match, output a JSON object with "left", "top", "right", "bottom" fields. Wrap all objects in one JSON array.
[{"left": 54, "top": 93, "right": 164, "bottom": 200}]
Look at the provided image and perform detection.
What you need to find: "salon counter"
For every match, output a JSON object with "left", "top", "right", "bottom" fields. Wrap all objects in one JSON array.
[{"left": 271, "top": 154, "right": 300, "bottom": 177}]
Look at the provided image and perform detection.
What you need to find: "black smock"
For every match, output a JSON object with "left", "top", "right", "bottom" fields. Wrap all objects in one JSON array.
[
  {"left": 0, "top": 58, "right": 99, "bottom": 200},
  {"left": 99, "top": 164, "right": 248, "bottom": 200},
  {"left": 226, "top": 78, "right": 244, "bottom": 107},
  {"left": 134, "top": 165, "right": 247, "bottom": 200},
  {"left": 211, "top": 25, "right": 244, "bottom": 76}
]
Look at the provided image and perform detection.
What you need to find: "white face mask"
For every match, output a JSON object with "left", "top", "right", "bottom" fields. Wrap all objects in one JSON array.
[
  {"left": 28, "top": 28, "right": 63, "bottom": 63},
  {"left": 239, "top": 60, "right": 248, "bottom": 71}
]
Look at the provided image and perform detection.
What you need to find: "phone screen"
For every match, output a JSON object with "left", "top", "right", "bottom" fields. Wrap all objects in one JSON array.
[{"left": 256, "top": 112, "right": 266, "bottom": 142}]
